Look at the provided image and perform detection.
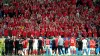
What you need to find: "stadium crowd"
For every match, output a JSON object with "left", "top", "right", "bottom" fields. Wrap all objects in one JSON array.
[{"left": 0, "top": 0, "right": 100, "bottom": 56}]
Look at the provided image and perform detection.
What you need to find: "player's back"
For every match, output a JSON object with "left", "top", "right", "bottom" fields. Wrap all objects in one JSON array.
[{"left": 82, "top": 39, "right": 87, "bottom": 46}]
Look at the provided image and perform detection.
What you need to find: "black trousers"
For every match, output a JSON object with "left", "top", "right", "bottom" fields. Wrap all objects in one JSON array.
[
  {"left": 5, "top": 46, "right": 9, "bottom": 55},
  {"left": 9, "top": 46, "right": 13, "bottom": 55},
  {"left": 15, "top": 47, "right": 19, "bottom": 55},
  {"left": 58, "top": 45, "right": 64, "bottom": 55},
  {"left": 28, "top": 46, "right": 33, "bottom": 54},
  {"left": 38, "top": 47, "right": 43, "bottom": 55},
  {"left": 65, "top": 47, "right": 68, "bottom": 54}
]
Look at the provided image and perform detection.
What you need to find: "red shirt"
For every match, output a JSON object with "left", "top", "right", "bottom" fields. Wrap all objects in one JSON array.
[
  {"left": 55, "top": 38, "right": 58, "bottom": 47},
  {"left": 93, "top": 30, "right": 97, "bottom": 37},
  {"left": 71, "top": 0, "right": 76, "bottom": 5},
  {"left": 0, "top": 0, "right": 2, "bottom": 3},
  {"left": 4, "top": 9, "right": 9, "bottom": 14},
  {"left": 70, "top": 37, "right": 76, "bottom": 46},
  {"left": 19, "top": 29, "right": 23, "bottom": 36},
  {"left": 45, "top": 39, "right": 50, "bottom": 45},
  {"left": 4, "top": 29, "right": 8, "bottom": 36},
  {"left": 63, "top": 12, "right": 68, "bottom": 17},
  {"left": 12, "top": 30, "right": 17, "bottom": 36},
  {"left": 46, "top": 31, "right": 51, "bottom": 37},
  {"left": 82, "top": 31, "right": 87, "bottom": 37},
  {"left": 42, "top": 38, "right": 44, "bottom": 46},
  {"left": 88, "top": 29, "right": 92, "bottom": 37},
  {"left": 64, "top": 39, "right": 69, "bottom": 47},
  {"left": 22, "top": 31, "right": 27, "bottom": 37},
  {"left": 50, "top": 31, "right": 54, "bottom": 36},
  {"left": 41, "top": 29, "right": 45, "bottom": 36},
  {"left": 54, "top": 30, "right": 59, "bottom": 36},
  {"left": 59, "top": 31, "right": 64, "bottom": 36},
  {"left": 90, "top": 40, "right": 96, "bottom": 48},
  {"left": 31, "top": 30, "right": 35, "bottom": 37},
  {"left": 35, "top": 30, "right": 40, "bottom": 37},
  {"left": 23, "top": 40, "right": 28, "bottom": 48},
  {"left": 64, "top": 32, "right": 68, "bottom": 37},
  {"left": 27, "top": 31, "right": 31, "bottom": 37}
]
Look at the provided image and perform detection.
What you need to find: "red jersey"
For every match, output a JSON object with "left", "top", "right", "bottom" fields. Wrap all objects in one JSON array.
[
  {"left": 4, "top": 29, "right": 8, "bottom": 36},
  {"left": 64, "top": 39, "right": 69, "bottom": 47},
  {"left": 12, "top": 30, "right": 17, "bottom": 36},
  {"left": 42, "top": 38, "right": 44, "bottom": 46},
  {"left": 45, "top": 39, "right": 50, "bottom": 45},
  {"left": 55, "top": 38, "right": 58, "bottom": 47},
  {"left": 70, "top": 37, "right": 76, "bottom": 46},
  {"left": 93, "top": 30, "right": 97, "bottom": 37},
  {"left": 41, "top": 29, "right": 45, "bottom": 36},
  {"left": 82, "top": 30, "right": 87, "bottom": 37},
  {"left": 22, "top": 40, "right": 28, "bottom": 48},
  {"left": 64, "top": 32, "right": 68, "bottom": 37},
  {"left": 22, "top": 31, "right": 27, "bottom": 37},
  {"left": 35, "top": 30, "right": 40, "bottom": 37},
  {"left": 31, "top": 30, "right": 34, "bottom": 37},
  {"left": 50, "top": 31, "right": 54, "bottom": 36},
  {"left": 88, "top": 29, "right": 92, "bottom": 37},
  {"left": 90, "top": 40, "right": 96, "bottom": 48},
  {"left": 27, "top": 31, "right": 31, "bottom": 37}
]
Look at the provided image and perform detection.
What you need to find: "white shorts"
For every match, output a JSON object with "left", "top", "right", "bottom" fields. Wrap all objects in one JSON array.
[
  {"left": 82, "top": 46, "right": 87, "bottom": 50},
  {"left": 33, "top": 46, "right": 38, "bottom": 50},
  {"left": 23, "top": 48, "right": 28, "bottom": 51},
  {"left": 45, "top": 45, "right": 50, "bottom": 49},
  {"left": 70, "top": 46, "right": 76, "bottom": 50},
  {"left": 90, "top": 48, "right": 95, "bottom": 51}
]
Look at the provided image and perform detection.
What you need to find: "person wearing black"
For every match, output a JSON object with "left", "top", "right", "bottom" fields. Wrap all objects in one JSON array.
[
  {"left": 28, "top": 38, "right": 33, "bottom": 55},
  {"left": 52, "top": 38, "right": 56, "bottom": 55},
  {"left": 77, "top": 38, "right": 83, "bottom": 55},
  {"left": 5, "top": 37, "right": 10, "bottom": 55},
  {"left": 9, "top": 37, "right": 14, "bottom": 55},
  {"left": 95, "top": 38, "right": 100, "bottom": 55},
  {"left": 18, "top": 39, "right": 23, "bottom": 56},
  {"left": 38, "top": 37, "right": 43, "bottom": 55},
  {"left": 15, "top": 38, "right": 19, "bottom": 55}
]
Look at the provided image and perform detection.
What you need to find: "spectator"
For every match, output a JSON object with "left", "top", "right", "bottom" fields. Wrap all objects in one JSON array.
[{"left": 0, "top": 0, "right": 100, "bottom": 55}]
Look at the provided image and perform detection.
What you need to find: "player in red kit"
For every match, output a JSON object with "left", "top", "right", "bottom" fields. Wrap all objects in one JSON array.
[
  {"left": 22, "top": 38, "right": 28, "bottom": 55},
  {"left": 64, "top": 37, "right": 69, "bottom": 54},
  {"left": 70, "top": 36, "right": 76, "bottom": 55},
  {"left": 90, "top": 38, "right": 96, "bottom": 55},
  {"left": 45, "top": 37, "right": 50, "bottom": 55}
]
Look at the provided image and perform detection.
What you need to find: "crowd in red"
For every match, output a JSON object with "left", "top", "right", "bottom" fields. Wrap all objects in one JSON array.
[{"left": 0, "top": 0, "right": 100, "bottom": 38}]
